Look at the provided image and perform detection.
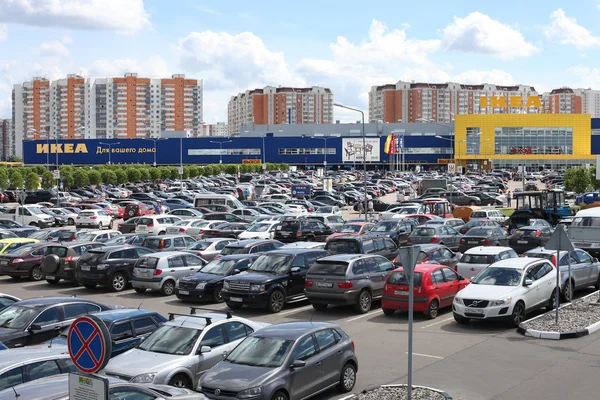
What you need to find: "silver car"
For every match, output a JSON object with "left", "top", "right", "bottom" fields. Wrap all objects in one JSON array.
[
  {"left": 168, "top": 209, "right": 206, "bottom": 220},
  {"left": 183, "top": 238, "right": 236, "bottom": 261},
  {"left": 408, "top": 225, "right": 462, "bottom": 251},
  {"left": 104, "top": 311, "right": 269, "bottom": 390},
  {"left": 307, "top": 214, "right": 345, "bottom": 232},
  {"left": 131, "top": 251, "right": 206, "bottom": 296}
]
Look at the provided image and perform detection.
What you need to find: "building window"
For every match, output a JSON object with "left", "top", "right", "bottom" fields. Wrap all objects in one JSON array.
[
  {"left": 188, "top": 148, "right": 260, "bottom": 156},
  {"left": 278, "top": 148, "right": 336, "bottom": 155},
  {"left": 403, "top": 147, "right": 453, "bottom": 154},
  {"left": 493, "top": 127, "right": 573, "bottom": 155},
  {"left": 465, "top": 127, "right": 481, "bottom": 155}
]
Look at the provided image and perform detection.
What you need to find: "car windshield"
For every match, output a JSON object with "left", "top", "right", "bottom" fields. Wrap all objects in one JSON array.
[
  {"left": 372, "top": 221, "right": 398, "bottom": 232},
  {"left": 27, "top": 208, "right": 43, "bottom": 215},
  {"left": 470, "top": 212, "right": 487, "bottom": 218},
  {"left": 75, "top": 232, "right": 96, "bottom": 241},
  {"left": 137, "top": 325, "right": 200, "bottom": 355},
  {"left": 219, "top": 246, "right": 246, "bottom": 256},
  {"left": 471, "top": 267, "right": 522, "bottom": 286},
  {"left": 6, "top": 244, "right": 39, "bottom": 256},
  {"left": 248, "top": 223, "right": 271, "bottom": 232},
  {"left": 174, "top": 220, "right": 191, "bottom": 227},
  {"left": 326, "top": 240, "right": 360, "bottom": 255},
  {"left": 0, "top": 305, "right": 38, "bottom": 329},
  {"left": 28, "top": 230, "right": 51, "bottom": 240},
  {"left": 190, "top": 241, "right": 212, "bottom": 250},
  {"left": 200, "top": 259, "right": 236, "bottom": 275},
  {"left": 226, "top": 336, "right": 293, "bottom": 368},
  {"left": 248, "top": 254, "right": 292, "bottom": 274},
  {"left": 387, "top": 271, "right": 423, "bottom": 286},
  {"left": 411, "top": 228, "right": 435, "bottom": 237},
  {"left": 307, "top": 262, "right": 348, "bottom": 276},
  {"left": 338, "top": 225, "right": 361, "bottom": 233},
  {"left": 396, "top": 207, "right": 419, "bottom": 214},
  {"left": 316, "top": 207, "right": 333, "bottom": 213}
]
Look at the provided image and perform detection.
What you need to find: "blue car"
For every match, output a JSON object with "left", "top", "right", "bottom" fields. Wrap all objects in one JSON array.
[
  {"left": 162, "top": 198, "right": 194, "bottom": 210},
  {"left": 45, "top": 309, "right": 167, "bottom": 357},
  {"left": 575, "top": 191, "right": 600, "bottom": 206}
]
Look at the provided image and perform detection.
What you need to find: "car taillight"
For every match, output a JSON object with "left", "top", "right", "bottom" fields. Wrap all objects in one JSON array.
[
  {"left": 337, "top": 281, "right": 353, "bottom": 289},
  {"left": 197, "top": 253, "right": 203, "bottom": 258},
  {"left": 199, "top": 230, "right": 204, "bottom": 234},
  {"left": 305, "top": 280, "right": 313, "bottom": 287},
  {"left": 76, "top": 216, "right": 80, "bottom": 219},
  {"left": 90, "top": 216, "right": 97, "bottom": 219},
  {"left": 407, "top": 237, "right": 411, "bottom": 243},
  {"left": 297, "top": 232, "right": 303, "bottom": 237},
  {"left": 153, "top": 269, "right": 162, "bottom": 276},
  {"left": 430, "top": 237, "right": 440, "bottom": 243},
  {"left": 482, "top": 239, "right": 490, "bottom": 245},
  {"left": 179, "top": 228, "right": 186, "bottom": 232},
  {"left": 552, "top": 255, "right": 557, "bottom": 266},
  {"left": 159, "top": 240, "right": 165, "bottom": 249},
  {"left": 536, "top": 230, "right": 541, "bottom": 237},
  {"left": 65, "top": 256, "right": 73, "bottom": 263},
  {"left": 147, "top": 223, "right": 154, "bottom": 227},
  {"left": 12, "top": 258, "right": 24, "bottom": 264},
  {"left": 351, "top": 340, "right": 355, "bottom": 352},
  {"left": 118, "top": 224, "right": 124, "bottom": 229},
  {"left": 459, "top": 238, "right": 466, "bottom": 244},
  {"left": 71, "top": 235, "right": 76, "bottom": 241}
]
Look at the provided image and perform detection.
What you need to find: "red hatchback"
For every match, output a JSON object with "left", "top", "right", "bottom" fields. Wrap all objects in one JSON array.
[{"left": 382, "top": 263, "right": 470, "bottom": 319}]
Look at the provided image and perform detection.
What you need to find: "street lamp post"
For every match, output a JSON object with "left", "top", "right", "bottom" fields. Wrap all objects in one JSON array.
[
  {"left": 98, "top": 142, "right": 121, "bottom": 165},
  {"left": 334, "top": 103, "right": 367, "bottom": 222},
  {"left": 145, "top": 138, "right": 167, "bottom": 167},
  {"left": 210, "top": 139, "right": 233, "bottom": 165},
  {"left": 311, "top": 134, "right": 341, "bottom": 172},
  {"left": 435, "top": 135, "right": 465, "bottom": 173}
]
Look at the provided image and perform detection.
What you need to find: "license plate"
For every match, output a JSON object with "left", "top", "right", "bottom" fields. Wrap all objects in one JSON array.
[
  {"left": 280, "top": 232, "right": 290, "bottom": 236},
  {"left": 0, "top": 260, "right": 7, "bottom": 265},
  {"left": 46, "top": 275, "right": 55, "bottom": 280},
  {"left": 81, "top": 265, "right": 90, "bottom": 271},
  {"left": 394, "top": 290, "right": 409, "bottom": 296},
  {"left": 317, "top": 282, "right": 333, "bottom": 288},
  {"left": 276, "top": 226, "right": 282, "bottom": 230},
  {"left": 230, "top": 297, "right": 243, "bottom": 302},
  {"left": 138, "top": 226, "right": 146, "bottom": 231},
  {"left": 465, "top": 308, "right": 484, "bottom": 314},
  {"left": 468, "top": 241, "right": 479, "bottom": 244},
  {"left": 179, "top": 290, "right": 189, "bottom": 295},
  {"left": 518, "top": 240, "right": 528, "bottom": 244}
]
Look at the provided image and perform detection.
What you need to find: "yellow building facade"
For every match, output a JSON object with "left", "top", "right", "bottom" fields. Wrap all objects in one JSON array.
[{"left": 453, "top": 114, "right": 595, "bottom": 171}]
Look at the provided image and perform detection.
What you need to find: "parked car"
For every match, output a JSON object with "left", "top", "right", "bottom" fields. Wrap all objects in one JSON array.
[
  {"left": 0, "top": 297, "right": 113, "bottom": 348},
  {"left": 457, "top": 246, "right": 519, "bottom": 279},
  {"left": 162, "top": 198, "right": 194, "bottom": 210},
  {"left": 469, "top": 209, "right": 508, "bottom": 224},
  {"left": 0, "top": 294, "right": 20, "bottom": 311},
  {"left": 392, "top": 244, "right": 461, "bottom": 270},
  {"left": 183, "top": 238, "right": 235, "bottom": 261},
  {"left": 75, "top": 209, "right": 113, "bottom": 229},
  {"left": 131, "top": 251, "right": 206, "bottom": 295},
  {"left": 408, "top": 225, "right": 461, "bottom": 251},
  {"left": 459, "top": 220, "right": 503, "bottom": 235},
  {"left": 176, "top": 254, "right": 259, "bottom": 303},
  {"left": 508, "top": 226, "right": 554, "bottom": 254},
  {"left": 382, "top": 263, "right": 470, "bottom": 319},
  {"left": 0, "top": 230, "right": 18, "bottom": 240},
  {"left": 315, "top": 205, "right": 342, "bottom": 215},
  {"left": 222, "top": 248, "right": 328, "bottom": 313},
  {"left": 0, "top": 242, "right": 52, "bottom": 281},
  {"left": 40, "top": 241, "right": 105, "bottom": 284},
  {"left": 104, "top": 311, "right": 268, "bottom": 389},
  {"left": 325, "top": 235, "right": 399, "bottom": 261},
  {"left": 201, "top": 222, "right": 250, "bottom": 239},
  {"left": 508, "top": 217, "right": 551, "bottom": 235},
  {"left": 237, "top": 221, "right": 278, "bottom": 240},
  {"left": 453, "top": 258, "right": 558, "bottom": 327},
  {"left": 123, "top": 202, "right": 155, "bottom": 218},
  {"left": 117, "top": 216, "right": 142, "bottom": 234},
  {"left": 523, "top": 247, "right": 600, "bottom": 302},
  {"left": 74, "top": 229, "right": 121, "bottom": 243},
  {"left": 135, "top": 215, "right": 183, "bottom": 235},
  {"left": 168, "top": 208, "right": 206, "bottom": 220},
  {"left": 305, "top": 254, "right": 395, "bottom": 313},
  {"left": 141, "top": 234, "right": 197, "bottom": 252},
  {"left": 423, "top": 218, "right": 466, "bottom": 230},
  {"left": 280, "top": 241, "right": 327, "bottom": 250},
  {"left": 0, "top": 238, "right": 39, "bottom": 254},
  {"left": 442, "top": 191, "right": 481, "bottom": 206},
  {"left": 306, "top": 214, "right": 345, "bottom": 232},
  {"left": 200, "top": 322, "right": 357, "bottom": 399},
  {"left": 0, "top": 219, "right": 39, "bottom": 237},
  {"left": 458, "top": 226, "right": 509, "bottom": 253},
  {"left": 231, "top": 208, "right": 262, "bottom": 222},
  {"left": 326, "top": 222, "right": 375, "bottom": 241},
  {"left": 28, "top": 228, "right": 77, "bottom": 242},
  {"left": 165, "top": 218, "right": 207, "bottom": 236},
  {"left": 274, "top": 219, "right": 334, "bottom": 243},
  {"left": 218, "top": 239, "right": 284, "bottom": 258},
  {"left": 104, "top": 233, "right": 151, "bottom": 246}
]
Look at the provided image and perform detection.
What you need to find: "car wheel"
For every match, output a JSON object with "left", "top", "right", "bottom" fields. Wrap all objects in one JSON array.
[
  {"left": 424, "top": 299, "right": 439, "bottom": 319},
  {"left": 46, "top": 277, "right": 60, "bottom": 285},
  {"left": 212, "top": 284, "right": 224, "bottom": 303},
  {"left": 306, "top": 236, "right": 314, "bottom": 242},
  {"left": 168, "top": 374, "right": 191, "bottom": 389},
  {"left": 29, "top": 222, "right": 38, "bottom": 227},
  {"left": 158, "top": 231, "right": 166, "bottom": 235},
  {"left": 98, "top": 222, "right": 103, "bottom": 230},
  {"left": 226, "top": 301, "right": 243, "bottom": 309},
  {"left": 453, "top": 312, "right": 470, "bottom": 324},
  {"left": 161, "top": 280, "right": 175, "bottom": 296},
  {"left": 510, "top": 301, "right": 525, "bottom": 327},
  {"left": 68, "top": 218, "right": 74, "bottom": 225},
  {"left": 595, "top": 274, "right": 600, "bottom": 290},
  {"left": 270, "top": 391, "right": 289, "bottom": 400},
  {"left": 312, "top": 303, "right": 328, "bottom": 311},
  {"left": 382, "top": 308, "right": 395, "bottom": 316},
  {"left": 547, "top": 288, "right": 558, "bottom": 310},
  {"left": 267, "top": 290, "right": 285, "bottom": 313},
  {"left": 109, "top": 220, "right": 114, "bottom": 229},
  {"left": 134, "top": 287, "right": 147, "bottom": 294},
  {"left": 82, "top": 283, "right": 96, "bottom": 289},
  {"left": 110, "top": 273, "right": 127, "bottom": 292},
  {"left": 29, "top": 265, "right": 43, "bottom": 281},
  {"left": 337, "top": 362, "right": 357, "bottom": 393},
  {"left": 562, "top": 281, "right": 573, "bottom": 303},
  {"left": 353, "top": 290, "right": 372, "bottom": 314},
  {"left": 468, "top": 200, "right": 476, "bottom": 205}
]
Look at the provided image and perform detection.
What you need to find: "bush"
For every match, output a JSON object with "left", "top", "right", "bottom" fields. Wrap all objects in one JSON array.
[
  {"left": 25, "top": 172, "right": 39, "bottom": 191},
  {"left": 0, "top": 169, "right": 9, "bottom": 190},
  {"left": 149, "top": 168, "right": 161, "bottom": 181},
  {"left": 564, "top": 167, "right": 590, "bottom": 193},
  {"left": 9, "top": 171, "right": 23, "bottom": 189},
  {"left": 139, "top": 168, "right": 150, "bottom": 181},
  {"left": 101, "top": 169, "right": 117, "bottom": 185},
  {"left": 72, "top": 169, "right": 89, "bottom": 188},
  {"left": 114, "top": 168, "right": 128, "bottom": 185},
  {"left": 41, "top": 171, "right": 54, "bottom": 190},
  {"left": 88, "top": 170, "right": 102, "bottom": 186},
  {"left": 126, "top": 168, "right": 141, "bottom": 183}
]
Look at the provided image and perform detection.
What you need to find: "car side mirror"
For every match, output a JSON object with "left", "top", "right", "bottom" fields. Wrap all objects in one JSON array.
[
  {"left": 457, "top": 275, "right": 464, "bottom": 281},
  {"left": 594, "top": 258, "right": 599, "bottom": 263},
  {"left": 524, "top": 279, "right": 533, "bottom": 287},
  {"left": 199, "top": 346, "right": 212, "bottom": 354},
  {"left": 28, "top": 324, "right": 41, "bottom": 332},
  {"left": 233, "top": 269, "right": 241, "bottom": 275},
  {"left": 291, "top": 359, "right": 306, "bottom": 368},
  {"left": 290, "top": 267, "right": 300, "bottom": 273}
]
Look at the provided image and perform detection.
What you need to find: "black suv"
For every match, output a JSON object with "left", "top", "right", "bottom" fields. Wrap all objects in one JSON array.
[
  {"left": 441, "top": 191, "right": 481, "bottom": 206},
  {"left": 75, "top": 245, "right": 155, "bottom": 291},
  {"left": 325, "top": 235, "right": 399, "bottom": 261},
  {"left": 218, "top": 239, "right": 284, "bottom": 257},
  {"left": 40, "top": 241, "right": 105, "bottom": 284},
  {"left": 24, "top": 190, "right": 57, "bottom": 204},
  {"left": 222, "top": 248, "right": 328, "bottom": 313},
  {"left": 273, "top": 219, "right": 333, "bottom": 243}
]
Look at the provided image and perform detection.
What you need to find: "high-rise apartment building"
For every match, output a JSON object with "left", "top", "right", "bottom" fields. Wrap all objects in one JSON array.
[
  {"left": 201, "top": 122, "right": 228, "bottom": 137},
  {"left": 0, "top": 119, "right": 13, "bottom": 160},
  {"left": 543, "top": 88, "right": 582, "bottom": 115},
  {"left": 368, "top": 81, "right": 539, "bottom": 123},
  {"left": 574, "top": 88, "right": 600, "bottom": 117},
  {"left": 12, "top": 77, "right": 51, "bottom": 142},
  {"left": 228, "top": 86, "right": 333, "bottom": 135},
  {"left": 51, "top": 74, "right": 87, "bottom": 140}
]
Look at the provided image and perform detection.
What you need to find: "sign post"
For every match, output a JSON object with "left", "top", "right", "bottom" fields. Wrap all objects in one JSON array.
[
  {"left": 291, "top": 184, "right": 310, "bottom": 197},
  {"left": 447, "top": 163, "right": 456, "bottom": 175},
  {"left": 397, "top": 245, "right": 421, "bottom": 400},
  {"left": 544, "top": 225, "right": 574, "bottom": 323},
  {"left": 67, "top": 315, "right": 111, "bottom": 400}
]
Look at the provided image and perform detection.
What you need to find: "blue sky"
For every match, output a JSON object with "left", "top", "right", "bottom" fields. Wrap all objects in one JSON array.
[{"left": 0, "top": 0, "right": 599, "bottom": 122}]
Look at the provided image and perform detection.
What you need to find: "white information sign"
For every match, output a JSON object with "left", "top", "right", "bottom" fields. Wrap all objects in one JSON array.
[
  {"left": 342, "top": 138, "right": 380, "bottom": 162},
  {"left": 69, "top": 373, "right": 108, "bottom": 400}
]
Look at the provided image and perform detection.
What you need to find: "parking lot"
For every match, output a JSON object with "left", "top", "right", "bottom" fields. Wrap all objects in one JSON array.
[{"left": 2, "top": 181, "right": 600, "bottom": 399}]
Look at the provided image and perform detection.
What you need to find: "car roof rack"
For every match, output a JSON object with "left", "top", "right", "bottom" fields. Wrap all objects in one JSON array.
[{"left": 167, "top": 307, "right": 233, "bottom": 324}]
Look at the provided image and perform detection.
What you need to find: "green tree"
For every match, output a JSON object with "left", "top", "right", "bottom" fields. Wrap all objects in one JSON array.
[
  {"left": 8, "top": 156, "right": 22, "bottom": 162},
  {"left": 10, "top": 171, "right": 23, "bottom": 189},
  {"left": 41, "top": 171, "right": 54, "bottom": 190},
  {"left": 88, "top": 170, "right": 102, "bottom": 186},
  {"left": 279, "top": 163, "right": 289, "bottom": 171},
  {"left": 181, "top": 166, "right": 191, "bottom": 180},
  {"left": 149, "top": 167, "right": 161, "bottom": 181},
  {"left": 25, "top": 172, "right": 39, "bottom": 191},
  {"left": 72, "top": 169, "right": 89, "bottom": 188},
  {"left": 169, "top": 167, "right": 179, "bottom": 180},
  {"left": 224, "top": 164, "right": 238, "bottom": 175},
  {"left": 564, "top": 167, "right": 590, "bottom": 194},
  {"left": 589, "top": 166, "right": 600, "bottom": 190},
  {"left": 101, "top": 169, "right": 117, "bottom": 185},
  {"left": 61, "top": 172, "right": 74, "bottom": 188},
  {"left": 126, "top": 168, "right": 141, "bottom": 183},
  {"left": 114, "top": 168, "right": 128, "bottom": 185},
  {"left": 139, "top": 168, "right": 150, "bottom": 181},
  {"left": 0, "top": 168, "right": 9, "bottom": 190}
]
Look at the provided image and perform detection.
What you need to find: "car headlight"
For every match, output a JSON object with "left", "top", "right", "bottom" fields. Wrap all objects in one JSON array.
[
  {"left": 175, "top": 279, "right": 180, "bottom": 288},
  {"left": 491, "top": 297, "right": 512, "bottom": 306},
  {"left": 195, "top": 282, "right": 206, "bottom": 290},
  {"left": 237, "top": 386, "right": 263, "bottom": 399},
  {"left": 250, "top": 284, "right": 265, "bottom": 292},
  {"left": 96, "top": 264, "right": 110, "bottom": 270},
  {"left": 223, "top": 281, "right": 230, "bottom": 289},
  {"left": 131, "top": 373, "right": 156, "bottom": 383},
  {"left": 453, "top": 296, "right": 463, "bottom": 305}
]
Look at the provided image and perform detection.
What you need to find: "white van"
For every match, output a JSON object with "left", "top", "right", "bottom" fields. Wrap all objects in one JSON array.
[
  {"left": 193, "top": 194, "right": 243, "bottom": 210},
  {"left": 568, "top": 208, "right": 600, "bottom": 253}
]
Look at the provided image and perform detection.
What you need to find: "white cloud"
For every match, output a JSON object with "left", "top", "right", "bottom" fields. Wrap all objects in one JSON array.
[
  {"left": 82, "top": 55, "right": 171, "bottom": 78},
  {"left": 36, "top": 40, "right": 70, "bottom": 57},
  {"left": 568, "top": 66, "right": 600, "bottom": 87},
  {"left": 0, "top": 0, "right": 150, "bottom": 35},
  {"left": 193, "top": 5, "right": 222, "bottom": 16},
  {"left": 0, "top": 24, "right": 6, "bottom": 41},
  {"left": 441, "top": 12, "right": 537, "bottom": 59},
  {"left": 545, "top": 8, "right": 600, "bottom": 49},
  {"left": 452, "top": 69, "right": 515, "bottom": 85}
]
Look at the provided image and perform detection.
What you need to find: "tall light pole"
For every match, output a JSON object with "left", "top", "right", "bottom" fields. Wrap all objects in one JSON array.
[
  {"left": 334, "top": 103, "right": 367, "bottom": 222},
  {"left": 311, "top": 134, "right": 341, "bottom": 173},
  {"left": 435, "top": 135, "right": 464, "bottom": 173},
  {"left": 210, "top": 139, "right": 232, "bottom": 165},
  {"left": 145, "top": 138, "right": 167, "bottom": 167},
  {"left": 99, "top": 142, "right": 121, "bottom": 165}
]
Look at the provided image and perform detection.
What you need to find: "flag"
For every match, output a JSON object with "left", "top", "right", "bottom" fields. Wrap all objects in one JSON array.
[
  {"left": 390, "top": 134, "right": 397, "bottom": 154},
  {"left": 384, "top": 135, "right": 392, "bottom": 154}
]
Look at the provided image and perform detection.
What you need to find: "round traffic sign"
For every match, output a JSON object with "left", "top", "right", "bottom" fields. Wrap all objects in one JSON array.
[{"left": 67, "top": 315, "right": 112, "bottom": 374}]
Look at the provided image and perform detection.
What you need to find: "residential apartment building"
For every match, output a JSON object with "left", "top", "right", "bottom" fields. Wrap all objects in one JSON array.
[
  {"left": 368, "top": 81, "right": 539, "bottom": 123},
  {"left": 575, "top": 88, "right": 600, "bottom": 117},
  {"left": 228, "top": 86, "right": 334, "bottom": 135},
  {"left": 543, "top": 88, "right": 582, "bottom": 115},
  {"left": 0, "top": 119, "right": 13, "bottom": 160},
  {"left": 12, "top": 77, "right": 51, "bottom": 142},
  {"left": 201, "top": 122, "right": 228, "bottom": 137}
]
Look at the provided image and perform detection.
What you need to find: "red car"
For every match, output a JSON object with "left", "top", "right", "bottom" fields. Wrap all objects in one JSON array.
[
  {"left": 382, "top": 263, "right": 470, "bottom": 319},
  {"left": 402, "top": 214, "right": 442, "bottom": 225}
]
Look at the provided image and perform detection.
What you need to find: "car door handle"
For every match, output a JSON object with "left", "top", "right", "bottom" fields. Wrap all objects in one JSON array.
[
  {"left": 435, "top": 286, "right": 439, "bottom": 290},
  {"left": 170, "top": 269, "right": 175, "bottom": 272},
  {"left": 315, "top": 361, "right": 321, "bottom": 366},
  {"left": 365, "top": 276, "right": 370, "bottom": 279}
]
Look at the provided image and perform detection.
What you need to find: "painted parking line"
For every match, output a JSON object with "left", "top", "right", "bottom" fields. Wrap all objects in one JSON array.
[
  {"left": 406, "top": 352, "right": 444, "bottom": 360},
  {"left": 21, "top": 282, "right": 46, "bottom": 288},
  {"left": 420, "top": 317, "right": 453, "bottom": 329},
  {"left": 346, "top": 309, "right": 382, "bottom": 322},
  {"left": 280, "top": 305, "right": 313, "bottom": 316}
]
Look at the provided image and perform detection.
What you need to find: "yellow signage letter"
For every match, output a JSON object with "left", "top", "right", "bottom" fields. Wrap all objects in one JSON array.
[
  {"left": 509, "top": 96, "right": 523, "bottom": 107},
  {"left": 36, "top": 144, "right": 48, "bottom": 153},
  {"left": 490, "top": 96, "right": 507, "bottom": 108},
  {"left": 525, "top": 96, "right": 542, "bottom": 108}
]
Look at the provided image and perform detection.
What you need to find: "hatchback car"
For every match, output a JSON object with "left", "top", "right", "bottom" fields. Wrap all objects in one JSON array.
[
  {"left": 326, "top": 222, "right": 375, "bottom": 241},
  {"left": 218, "top": 239, "right": 284, "bottom": 258},
  {"left": 200, "top": 322, "right": 358, "bottom": 400},
  {"left": 0, "top": 242, "right": 52, "bottom": 281},
  {"left": 274, "top": 219, "right": 334, "bottom": 243},
  {"left": 74, "top": 229, "right": 122, "bottom": 243},
  {"left": 141, "top": 234, "right": 197, "bottom": 252},
  {"left": 104, "top": 311, "right": 268, "bottom": 389},
  {"left": 458, "top": 220, "right": 503, "bottom": 235},
  {"left": 306, "top": 214, "right": 345, "bottom": 232},
  {"left": 368, "top": 219, "right": 417, "bottom": 246},
  {"left": 408, "top": 225, "right": 461, "bottom": 251},
  {"left": 117, "top": 216, "right": 142, "bottom": 234},
  {"left": 40, "top": 241, "right": 105, "bottom": 284},
  {"left": 508, "top": 226, "right": 554, "bottom": 254},
  {"left": 458, "top": 226, "right": 509, "bottom": 253},
  {"left": 469, "top": 209, "right": 508, "bottom": 224},
  {"left": 238, "top": 221, "right": 279, "bottom": 240},
  {"left": 131, "top": 251, "right": 207, "bottom": 295},
  {"left": 201, "top": 222, "right": 250, "bottom": 239},
  {"left": 135, "top": 215, "right": 183, "bottom": 235},
  {"left": 325, "top": 235, "right": 399, "bottom": 261},
  {"left": 382, "top": 263, "right": 470, "bottom": 319},
  {"left": 457, "top": 246, "right": 519, "bottom": 279},
  {"left": 75, "top": 209, "right": 113, "bottom": 229},
  {"left": 168, "top": 208, "right": 206, "bottom": 220},
  {"left": 183, "top": 238, "right": 235, "bottom": 261},
  {"left": 305, "top": 254, "right": 395, "bottom": 314},
  {"left": 104, "top": 233, "right": 151, "bottom": 246},
  {"left": 394, "top": 244, "right": 461, "bottom": 270}
]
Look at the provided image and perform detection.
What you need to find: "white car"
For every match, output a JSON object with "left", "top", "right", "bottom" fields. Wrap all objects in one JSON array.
[
  {"left": 314, "top": 206, "right": 342, "bottom": 215},
  {"left": 456, "top": 246, "right": 519, "bottom": 279},
  {"left": 167, "top": 208, "right": 205, "bottom": 220},
  {"left": 51, "top": 208, "right": 79, "bottom": 225},
  {"left": 135, "top": 215, "right": 182, "bottom": 235},
  {"left": 284, "top": 204, "right": 308, "bottom": 214},
  {"left": 378, "top": 204, "right": 424, "bottom": 220},
  {"left": 75, "top": 210, "right": 113, "bottom": 229},
  {"left": 469, "top": 209, "right": 508, "bottom": 224},
  {"left": 165, "top": 218, "right": 207, "bottom": 235},
  {"left": 75, "top": 229, "right": 122, "bottom": 243},
  {"left": 106, "top": 188, "right": 129, "bottom": 198},
  {"left": 261, "top": 194, "right": 291, "bottom": 203},
  {"left": 237, "top": 221, "right": 278, "bottom": 240},
  {"left": 453, "top": 258, "right": 558, "bottom": 327}
]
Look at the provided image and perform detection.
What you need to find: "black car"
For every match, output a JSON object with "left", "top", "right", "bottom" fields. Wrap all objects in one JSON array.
[
  {"left": 466, "top": 192, "right": 504, "bottom": 206},
  {"left": 393, "top": 244, "right": 460, "bottom": 270},
  {"left": 459, "top": 220, "right": 503, "bottom": 235},
  {"left": 0, "top": 297, "right": 113, "bottom": 348},
  {"left": 441, "top": 191, "right": 481, "bottom": 206},
  {"left": 218, "top": 239, "right": 284, "bottom": 257},
  {"left": 176, "top": 254, "right": 259, "bottom": 302},
  {"left": 353, "top": 199, "right": 392, "bottom": 212},
  {"left": 41, "top": 209, "right": 67, "bottom": 227},
  {"left": 117, "top": 217, "right": 142, "bottom": 234},
  {"left": 222, "top": 248, "right": 328, "bottom": 313},
  {"left": 508, "top": 217, "right": 551, "bottom": 235},
  {"left": 311, "top": 195, "right": 345, "bottom": 207},
  {"left": 273, "top": 219, "right": 333, "bottom": 243},
  {"left": 285, "top": 199, "right": 316, "bottom": 212},
  {"left": 368, "top": 219, "right": 418, "bottom": 246},
  {"left": 202, "top": 212, "right": 245, "bottom": 223},
  {"left": 201, "top": 222, "right": 250, "bottom": 239},
  {"left": 458, "top": 226, "right": 510, "bottom": 253},
  {"left": 325, "top": 235, "right": 399, "bottom": 261},
  {"left": 23, "top": 190, "right": 56, "bottom": 204},
  {"left": 40, "top": 241, "right": 106, "bottom": 284},
  {"left": 75, "top": 245, "right": 155, "bottom": 291},
  {"left": 508, "top": 226, "right": 554, "bottom": 254}
]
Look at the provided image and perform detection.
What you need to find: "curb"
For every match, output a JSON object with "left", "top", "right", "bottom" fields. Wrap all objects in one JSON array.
[
  {"left": 339, "top": 384, "right": 453, "bottom": 400},
  {"left": 517, "top": 291, "right": 600, "bottom": 340}
]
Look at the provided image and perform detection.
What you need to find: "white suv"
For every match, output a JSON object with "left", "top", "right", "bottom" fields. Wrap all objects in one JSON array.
[
  {"left": 135, "top": 215, "right": 183, "bottom": 235},
  {"left": 75, "top": 210, "right": 113, "bottom": 229},
  {"left": 469, "top": 209, "right": 508, "bottom": 224},
  {"left": 453, "top": 258, "right": 557, "bottom": 327},
  {"left": 457, "top": 246, "right": 518, "bottom": 279}
]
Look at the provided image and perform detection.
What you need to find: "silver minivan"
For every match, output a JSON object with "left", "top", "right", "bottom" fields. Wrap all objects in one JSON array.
[{"left": 131, "top": 251, "right": 206, "bottom": 296}]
